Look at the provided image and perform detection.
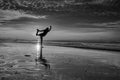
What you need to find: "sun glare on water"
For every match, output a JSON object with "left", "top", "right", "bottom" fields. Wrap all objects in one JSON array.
[{"left": 36, "top": 39, "right": 40, "bottom": 58}]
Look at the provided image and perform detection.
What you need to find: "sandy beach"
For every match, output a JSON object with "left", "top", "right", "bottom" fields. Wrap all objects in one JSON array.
[{"left": 0, "top": 42, "right": 120, "bottom": 80}]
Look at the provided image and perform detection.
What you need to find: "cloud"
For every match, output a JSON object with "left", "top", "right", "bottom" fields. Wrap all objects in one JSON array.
[
  {"left": 0, "top": 10, "right": 47, "bottom": 25},
  {"left": 0, "top": 9, "right": 120, "bottom": 41},
  {"left": 57, "top": 20, "right": 120, "bottom": 33},
  {"left": 90, "top": 21, "right": 120, "bottom": 28},
  {"left": 75, "top": 21, "right": 120, "bottom": 29}
]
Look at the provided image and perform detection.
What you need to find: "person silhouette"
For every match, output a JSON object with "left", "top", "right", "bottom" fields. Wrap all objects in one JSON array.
[{"left": 36, "top": 26, "right": 52, "bottom": 47}]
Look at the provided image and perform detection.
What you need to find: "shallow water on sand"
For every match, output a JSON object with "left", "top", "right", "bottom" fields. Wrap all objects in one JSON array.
[{"left": 0, "top": 43, "right": 120, "bottom": 80}]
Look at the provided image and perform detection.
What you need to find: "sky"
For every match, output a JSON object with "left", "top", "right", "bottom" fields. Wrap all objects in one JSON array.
[{"left": 0, "top": 9, "right": 120, "bottom": 41}]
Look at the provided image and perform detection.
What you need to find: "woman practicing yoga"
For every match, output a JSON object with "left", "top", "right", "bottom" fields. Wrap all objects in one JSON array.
[
  {"left": 36, "top": 26, "right": 52, "bottom": 47},
  {"left": 35, "top": 26, "right": 52, "bottom": 69}
]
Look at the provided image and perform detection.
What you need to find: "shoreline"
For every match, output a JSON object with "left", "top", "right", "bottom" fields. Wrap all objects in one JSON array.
[
  {"left": 48, "top": 44, "right": 120, "bottom": 52},
  {"left": 1, "top": 42, "right": 120, "bottom": 52}
]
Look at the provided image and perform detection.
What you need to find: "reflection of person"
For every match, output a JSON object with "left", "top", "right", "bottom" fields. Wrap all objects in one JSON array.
[
  {"left": 36, "top": 26, "right": 52, "bottom": 47},
  {"left": 35, "top": 57, "right": 50, "bottom": 69}
]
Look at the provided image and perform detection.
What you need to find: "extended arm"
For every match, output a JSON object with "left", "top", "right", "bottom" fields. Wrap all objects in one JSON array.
[
  {"left": 37, "top": 29, "right": 44, "bottom": 32},
  {"left": 36, "top": 29, "right": 44, "bottom": 36}
]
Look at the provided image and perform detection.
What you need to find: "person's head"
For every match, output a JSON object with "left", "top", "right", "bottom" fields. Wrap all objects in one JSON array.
[{"left": 36, "top": 29, "right": 39, "bottom": 36}]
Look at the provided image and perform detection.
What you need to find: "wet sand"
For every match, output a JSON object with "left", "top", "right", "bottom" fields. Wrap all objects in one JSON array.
[{"left": 0, "top": 43, "right": 120, "bottom": 80}]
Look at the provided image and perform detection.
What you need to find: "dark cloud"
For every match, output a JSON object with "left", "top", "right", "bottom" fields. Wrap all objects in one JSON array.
[
  {"left": 45, "top": 14, "right": 120, "bottom": 32},
  {"left": 0, "top": 8, "right": 120, "bottom": 41}
]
